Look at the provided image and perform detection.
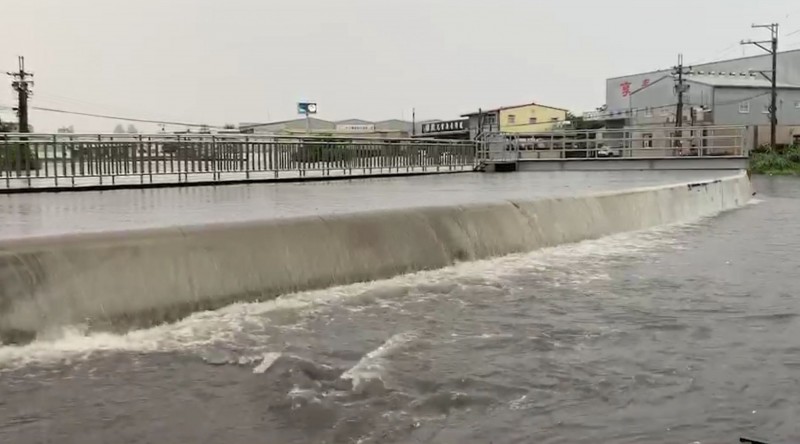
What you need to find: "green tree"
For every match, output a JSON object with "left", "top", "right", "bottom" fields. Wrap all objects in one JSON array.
[{"left": 0, "top": 118, "right": 18, "bottom": 133}]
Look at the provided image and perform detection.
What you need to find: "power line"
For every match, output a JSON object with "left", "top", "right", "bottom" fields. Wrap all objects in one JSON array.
[
  {"left": 3, "top": 61, "right": 220, "bottom": 129},
  {"left": 712, "top": 91, "right": 771, "bottom": 107},
  {"left": 687, "top": 43, "right": 740, "bottom": 66},
  {"left": 34, "top": 91, "right": 194, "bottom": 126},
  {"left": 18, "top": 104, "right": 221, "bottom": 128},
  {"left": 629, "top": 75, "right": 671, "bottom": 96}
]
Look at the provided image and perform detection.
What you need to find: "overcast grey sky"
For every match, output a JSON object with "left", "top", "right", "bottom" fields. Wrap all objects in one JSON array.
[{"left": 3, "top": 0, "right": 800, "bottom": 132}]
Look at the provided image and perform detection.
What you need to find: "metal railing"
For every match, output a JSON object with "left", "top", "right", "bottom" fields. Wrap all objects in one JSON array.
[
  {"left": 0, "top": 133, "right": 477, "bottom": 190},
  {"left": 477, "top": 125, "right": 750, "bottom": 163}
]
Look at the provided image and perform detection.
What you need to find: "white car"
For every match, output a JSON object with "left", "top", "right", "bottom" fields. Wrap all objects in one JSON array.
[{"left": 596, "top": 145, "right": 620, "bottom": 158}]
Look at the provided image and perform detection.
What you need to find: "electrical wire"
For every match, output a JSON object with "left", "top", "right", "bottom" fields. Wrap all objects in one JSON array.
[
  {"left": 712, "top": 92, "right": 771, "bottom": 107},
  {"left": 629, "top": 75, "right": 671, "bottom": 95},
  {"left": 688, "top": 43, "right": 741, "bottom": 66},
  {"left": 0, "top": 88, "right": 776, "bottom": 132},
  {"left": 14, "top": 104, "right": 222, "bottom": 128},
  {"left": 34, "top": 92, "right": 194, "bottom": 125}
]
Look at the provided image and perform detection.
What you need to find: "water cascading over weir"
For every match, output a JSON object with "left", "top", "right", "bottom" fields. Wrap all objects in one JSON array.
[{"left": 0, "top": 173, "right": 752, "bottom": 343}]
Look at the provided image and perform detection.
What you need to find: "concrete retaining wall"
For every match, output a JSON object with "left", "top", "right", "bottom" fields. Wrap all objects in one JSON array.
[{"left": 0, "top": 173, "right": 752, "bottom": 341}]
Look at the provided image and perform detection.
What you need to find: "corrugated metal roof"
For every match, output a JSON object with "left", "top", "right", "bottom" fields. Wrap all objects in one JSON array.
[
  {"left": 335, "top": 119, "right": 373, "bottom": 125},
  {"left": 685, "top": 74, "right": 800, "bottom": 89},
  {"left": 240, "top": 117, "right": 336, "bottom": 131},
  {"left": 239, "top": 118, "right": 419, "bottom": 133},
  {"left": 374, "top": 120, "right": 413, "bottom": 131},
  {"left": 607, "top": 48, "right": 800, "bottom": 81}
]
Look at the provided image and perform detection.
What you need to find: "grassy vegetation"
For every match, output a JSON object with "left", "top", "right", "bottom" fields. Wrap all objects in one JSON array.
[
  {"left": 0, "top": 143, "right": 40, "bottom": 172},
  {"left": 750, "top": 145, "right": 800, "bottom": 175}
]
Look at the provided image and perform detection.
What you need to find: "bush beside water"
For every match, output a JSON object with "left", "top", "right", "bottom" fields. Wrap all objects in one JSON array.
[{"left": 750, "top": 145, "right": 800, "bottom": 175}]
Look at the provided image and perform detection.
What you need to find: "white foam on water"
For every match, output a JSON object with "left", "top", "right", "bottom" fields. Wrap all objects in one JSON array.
[
  {"left": 0, "top": 210, "right": 734, "bottom": 371},
  {"left": 340, "top": 331, "right": 419, "bottom": 390},
  {"left": 252, "top": 352, "right": 283, "bottom": 374}
]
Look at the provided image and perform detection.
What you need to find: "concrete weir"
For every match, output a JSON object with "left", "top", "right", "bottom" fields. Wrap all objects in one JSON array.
[{"left": 0, "top": 173, "right": 752, "bottom": 342}]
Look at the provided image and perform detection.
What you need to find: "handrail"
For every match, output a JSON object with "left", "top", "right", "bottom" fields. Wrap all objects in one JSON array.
[
  {"left": 476, "top": 125, "right": 750, "bottom": 163},
  {"left": 0, "top": 132, "right": 475, "bottom": 144},
  {"left": 0, "top": 136, "right": 478, "bottom": 191}
]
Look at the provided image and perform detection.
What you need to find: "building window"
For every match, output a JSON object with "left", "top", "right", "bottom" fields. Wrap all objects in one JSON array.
[
  {"left": 528, "top": 117, "right": 537, "bottom": 124},
  {"left": 762, "top": 104, "right": 771, "bottom": 114},
  {"left": 551, "top": 117, "right": 559, "bottom": 122},
  {"left": 795, "top": 101, "right": 800, "bottom": 109},
  {"left": 645, "top": 107, "right": 653, "bottom": 117},
  {"left": 643, "top": 133, "right": 653, "bottom": 148},
  {"left": 508, "top": 114, "right": 516, "bottom": 124},
  {"left": 739, "top": 101, "right": 750, "bottom": 114}
]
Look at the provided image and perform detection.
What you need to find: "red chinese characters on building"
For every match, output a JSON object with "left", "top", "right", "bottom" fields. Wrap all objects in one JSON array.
[
  {"left": 621, "top": 78, "right": 652, "bottom": 97},
  {"left": 620, "top": 81, "right": 632, "bottom": 97}
]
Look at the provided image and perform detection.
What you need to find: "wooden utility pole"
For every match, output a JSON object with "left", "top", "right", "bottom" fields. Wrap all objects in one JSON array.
[
  {"left": 742, "top": 23, "right": 778, "bottom": 148},
  {"left": 7, "top": 56, "right": 34, "bottom": 133}
]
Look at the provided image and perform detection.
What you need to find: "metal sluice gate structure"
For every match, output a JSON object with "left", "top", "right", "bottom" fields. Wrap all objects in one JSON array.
[
  {"left": 0, "top": 134, "right": 477, "bottom": 191},
  {"left": 476, "top": 125, "right": 751, "bottom": 162}
]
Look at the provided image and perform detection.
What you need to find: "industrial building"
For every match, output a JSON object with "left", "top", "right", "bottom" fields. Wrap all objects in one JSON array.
[
  {"left": 588, "top": 49, "right": 800, "bottom": 146},
  {"left": 239, "top": 118, "right": 422, "bottom": 138},
  {"left": 462, "top": 102, "right": 570, "bottom": 139}
]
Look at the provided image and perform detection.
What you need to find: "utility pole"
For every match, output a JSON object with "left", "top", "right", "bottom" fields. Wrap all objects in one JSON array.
[
  {"left": 412, "top": 107, "right": 416, "bottom": 136},
  {"left": 742, "top": 23, "right": 778, "bottom": 148},
  {"left": 6, "top": 56, "right": 34, "bottom": 133},
  {"left": 672, "top": 54, "right": 691, "bottom": 129},
  {"left": 671, "top": 54, "right": 691, "bottom": 153}
]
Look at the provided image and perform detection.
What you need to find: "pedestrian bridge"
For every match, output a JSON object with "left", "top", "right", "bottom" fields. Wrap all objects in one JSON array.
[
  {"left": 0, "top": 133, "right": 475, "bottom": 192},
  {"left": 0, "top": 126, "right": 751, "bottom": 192}
]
